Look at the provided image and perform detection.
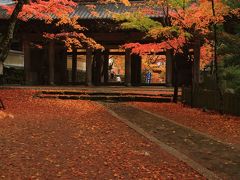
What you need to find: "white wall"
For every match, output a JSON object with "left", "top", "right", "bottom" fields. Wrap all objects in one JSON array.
[{"left": 4, "top": 50, "right": 24, "bottom": 69}]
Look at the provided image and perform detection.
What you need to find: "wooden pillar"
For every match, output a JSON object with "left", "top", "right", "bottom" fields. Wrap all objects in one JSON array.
[
  {"left": 62, "top": 48, "right": 68, "bottom": 84},
  {"left": 49, "top": 41, "right": 55, "bottom": 85},
  {"left": 193, "top": 39, "right": 200, "bottom": 84},
  {"left": 103, "top": 50, "right": 109, "bottom": 84},
  {"left": 100, "top": 52, "right": 104, "bottom": 84},
  {"left": 166, "top": 50, "right": 173, "bottom": 86},
  {"left": 23, "top": 40, "right": 31, "bottom": 85},
  {"left": 125, "top": 49, "right": 131, "bottom": 86},
  {"left": 57, "top": 46, "right": 68, "bottom": 84},
  {"left": 131, "top": 54, "right": 142, "bottom": 86},
  {"left": 86, "top": 47, "right": 93, "bottom": 86},
  {"left": 95, "top": 50, "right": 104, "bottom": 85},
  {"left": 137, "top": 55, "right": 142, "bottom": 85},
  {"left": 140, "top": 57, "right": 142, "bottom": 84},
  {"left": 72, "top": 48, "right": 77, "bottom": 83}
]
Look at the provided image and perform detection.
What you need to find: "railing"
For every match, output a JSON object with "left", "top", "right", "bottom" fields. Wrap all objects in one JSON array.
[{"left": 182, "top": 87, "right": 240, "bottom": 116}]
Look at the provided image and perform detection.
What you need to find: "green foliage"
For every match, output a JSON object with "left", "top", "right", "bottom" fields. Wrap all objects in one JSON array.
[
  {"left": 168, "top": 0, "right": 193, "bottom": 9},
  {"left": 218, "top": 33, "right": 240, "bottom": 56},
  {"left": 222, "top": 0, "right": 240, "bottom": 8},
  {"left": 222, "top": 54, "right": 240, "bottom": 67},
  {"left": 1, "top": 67, "right": 24, "bottom": 84},
  {"left": 148, "top": 26, "right": 180, "bottom": 39},
  {"left": 113, "top": 12, "right": 161, "bottom": 32},
  {"left": 217, "top": 31, "right": 240, "bottom": 94},
  {"left": 234, "top": 24, "right": 240, "bottom": 34},
  {"left": 221, "top": 65, "right": 240, "bottom": 93}
]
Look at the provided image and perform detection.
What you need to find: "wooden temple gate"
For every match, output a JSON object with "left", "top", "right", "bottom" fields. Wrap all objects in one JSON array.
[
  {"left": 22, "top": 35, "right": 144, "bottom": 86},
  {"left": 0, "top": 1, "right": 201, "bottom": 87}
]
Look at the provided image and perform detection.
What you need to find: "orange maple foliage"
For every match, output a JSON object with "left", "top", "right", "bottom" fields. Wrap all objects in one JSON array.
[{"left": 1, "top": 0, "right": 77, "bottom": 26}]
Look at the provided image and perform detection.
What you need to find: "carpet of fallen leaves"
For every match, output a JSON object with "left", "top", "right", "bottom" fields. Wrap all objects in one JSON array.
[
  {"left": 0, "top": 89, "right": 203, "bottom": 179},
  {"left": 131, "top": 102, "right": 240, "bottom": 147}
]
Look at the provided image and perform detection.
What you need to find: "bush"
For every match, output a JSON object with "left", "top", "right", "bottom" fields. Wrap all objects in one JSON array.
[{"left": 1, "top": 67, "right": 24, "bottom": 84}]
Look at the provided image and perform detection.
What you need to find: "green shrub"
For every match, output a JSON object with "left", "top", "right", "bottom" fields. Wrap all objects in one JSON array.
[{"left": 2, "top": 67, "right": 24, "bottom": 84}]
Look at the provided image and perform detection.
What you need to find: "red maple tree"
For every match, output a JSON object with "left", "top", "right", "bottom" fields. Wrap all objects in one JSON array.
[
  {"left": 0, "top": 0, "right": 130, "bottom": 63},
  {"left": 115, "top": 0, "right": 236, "bottom": 102}
]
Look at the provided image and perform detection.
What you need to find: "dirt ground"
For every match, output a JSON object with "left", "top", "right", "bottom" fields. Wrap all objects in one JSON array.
[{"left": 0, "top": 89, "right": 203, "bottom": 179}]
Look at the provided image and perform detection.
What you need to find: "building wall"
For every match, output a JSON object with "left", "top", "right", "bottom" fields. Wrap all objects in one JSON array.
[
  {"left": 1, "top": 50, "right": 24, "bottom": 84},
  {"left": 4, "top": 50, "right": 24, "bottom": 69}
]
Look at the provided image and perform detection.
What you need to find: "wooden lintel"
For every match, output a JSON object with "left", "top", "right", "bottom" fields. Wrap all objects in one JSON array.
[{"left": 67, "top": 51, "right": 126, "bottom": 56}]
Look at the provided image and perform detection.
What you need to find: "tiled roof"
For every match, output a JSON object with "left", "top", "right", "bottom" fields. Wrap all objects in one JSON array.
[
  {"left": 0, "top": 0, "right": 13, "bottom": 19},
  {"left": 0, "top": 0, "right": 14, "bottom": 5},
  {"left": 72, "top": 2, "right": 163, "bottom": 19},
  {"left": 0, "top": 1, "right": 163, "bottom": 20}
]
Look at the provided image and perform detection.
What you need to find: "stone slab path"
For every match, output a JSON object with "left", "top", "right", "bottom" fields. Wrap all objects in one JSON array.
[{"left": 102, "top": 102, "right": 240, "bottom": 179}]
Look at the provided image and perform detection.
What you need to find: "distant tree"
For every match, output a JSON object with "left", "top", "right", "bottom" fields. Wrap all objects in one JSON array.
[{"left": 218, "top": 1, "right": 240, "bottom": 94}]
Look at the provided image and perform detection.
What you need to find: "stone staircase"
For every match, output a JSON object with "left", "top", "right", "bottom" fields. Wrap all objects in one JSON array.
[{"left": 34, "top": 90, "right": 173, "bottom": 103}]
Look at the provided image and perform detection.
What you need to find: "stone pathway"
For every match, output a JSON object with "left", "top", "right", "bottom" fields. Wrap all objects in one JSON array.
[{"left": 102, "top": 102, "right": 240, "bottom": 179}]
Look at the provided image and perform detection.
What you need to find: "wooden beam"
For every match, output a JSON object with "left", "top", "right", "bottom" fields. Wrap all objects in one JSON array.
[
  {"left": 67, "top": 51, "right": 166, "bottom": 56},
  {"left": 86, "top": 32, "right": 145, "bottom": 42},
  {"left": 67, "top": 51, "right": 126, "bottom": 56}
]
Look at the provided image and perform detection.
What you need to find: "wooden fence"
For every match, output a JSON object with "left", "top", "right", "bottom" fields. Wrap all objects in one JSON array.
[{"left": 182, "top": 87, "right": 240, "bottom": 116}]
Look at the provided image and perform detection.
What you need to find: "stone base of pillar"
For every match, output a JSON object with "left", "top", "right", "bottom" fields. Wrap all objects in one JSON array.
[{"left": 86, "top": 82, "right": 93, "bottom": 86}]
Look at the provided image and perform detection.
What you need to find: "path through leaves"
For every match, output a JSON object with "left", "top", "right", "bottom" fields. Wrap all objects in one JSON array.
[{"left": 131, "top": 102, "right": 240, "bottom": 146}]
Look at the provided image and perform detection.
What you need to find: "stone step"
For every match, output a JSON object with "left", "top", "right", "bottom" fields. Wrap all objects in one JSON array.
[
  {"left": 35, "top": 94, "right": 172, "bottom": 103},
  {"left": 40, "top": 90, "right": 172, "bottom": 97}
]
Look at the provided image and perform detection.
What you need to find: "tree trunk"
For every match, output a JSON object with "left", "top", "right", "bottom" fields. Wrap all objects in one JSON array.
[
  {"left": 0, "top": 0, "right": 24, "bottom": 62},
  {"left": 173, "top": 55, "right": 178, "bottom": 103},
  {"left": 211, "top": 0, "right": 224, "bottom": 114}
]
